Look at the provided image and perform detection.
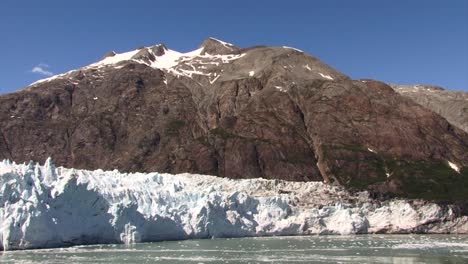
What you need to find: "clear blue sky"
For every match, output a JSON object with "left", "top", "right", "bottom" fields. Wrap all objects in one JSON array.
[{"left": 1, "top": 0, "right": 467, "bottom": 94}]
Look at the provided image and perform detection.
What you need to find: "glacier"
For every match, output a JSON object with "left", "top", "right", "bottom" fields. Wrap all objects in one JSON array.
[{"left": 0, "top": 159, "right": 466, "bottom": 250}]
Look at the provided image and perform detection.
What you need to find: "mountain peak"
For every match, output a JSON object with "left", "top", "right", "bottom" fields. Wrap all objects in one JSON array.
[
  {"left": 3, "top": 38, "right": 468, "bottom": 203},
  {"left": 200, "top": 37, "right": 240, "bottom": 55},
  {"left": 100, "top": 50, "right": 117, "bottom": 60},
  {"left": 149, "top": 43, "right": 168, "bottom": 56}
]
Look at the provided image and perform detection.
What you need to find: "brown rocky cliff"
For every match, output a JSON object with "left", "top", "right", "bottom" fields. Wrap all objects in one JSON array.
[{"left": 1, "top": 39, "right": 467, "bottom": 201}]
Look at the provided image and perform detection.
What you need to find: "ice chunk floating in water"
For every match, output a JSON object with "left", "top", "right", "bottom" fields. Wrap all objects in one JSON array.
[{"left": 0, "top": 159, "right": 467, "bottom": 250}]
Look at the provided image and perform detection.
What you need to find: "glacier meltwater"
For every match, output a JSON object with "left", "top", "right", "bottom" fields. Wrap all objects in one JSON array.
[{"left": 0, "top": 159, "right": 466, "bottom": 250}]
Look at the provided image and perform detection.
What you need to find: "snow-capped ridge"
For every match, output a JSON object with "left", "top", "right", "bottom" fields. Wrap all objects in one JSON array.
[
  {"left": 28, "top": 38, "right": 340, "bottom": 87},
  {"left": 96, "top": 49, "right": 140, "bottom": 66},
  {"left": 30, "top": 39, "right": 247, "bottom": 85}
]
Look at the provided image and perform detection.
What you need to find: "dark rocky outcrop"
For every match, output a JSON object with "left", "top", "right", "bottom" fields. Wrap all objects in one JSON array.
[
  {"left": 1, "top": 39, "right": 467, "bottom": 201},
  {"left": 101, "top": 51, "right": 117, "bottom": 60}
]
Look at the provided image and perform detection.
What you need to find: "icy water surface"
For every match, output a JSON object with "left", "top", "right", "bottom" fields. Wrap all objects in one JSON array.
[{"left": 1, "top": 235, "right": 467, "bottom": 263}]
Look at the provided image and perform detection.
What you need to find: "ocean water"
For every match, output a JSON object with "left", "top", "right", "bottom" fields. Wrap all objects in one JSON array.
[{"left": 1, "top": 235, "right": 467, "bottom": 263}]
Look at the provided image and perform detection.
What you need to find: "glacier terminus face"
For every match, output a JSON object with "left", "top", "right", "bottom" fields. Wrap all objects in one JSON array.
[{"left": 0, "top": 158, "right": 466, "bottom": 250}]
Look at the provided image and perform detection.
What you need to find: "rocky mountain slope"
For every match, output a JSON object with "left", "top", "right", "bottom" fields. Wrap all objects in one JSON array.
[
  {"left": 1, "top": 38, "right": 467, "bottom": 201},
  {"left": 390, "top": 84, "right": 468, "bottom": 133}
]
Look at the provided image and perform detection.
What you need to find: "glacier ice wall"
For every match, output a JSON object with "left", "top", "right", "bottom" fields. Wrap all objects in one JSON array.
[{"left": 0, "top": 159, "right": 466, "bottom": 250}]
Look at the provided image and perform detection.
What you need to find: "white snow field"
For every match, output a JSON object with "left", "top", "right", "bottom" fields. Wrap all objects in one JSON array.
[{"left": 0, "top": 159, "right": 466, "bottom": 250}]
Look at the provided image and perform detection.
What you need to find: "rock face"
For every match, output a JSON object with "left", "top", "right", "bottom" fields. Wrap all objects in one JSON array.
[
  {"left": 0, "top": 38, "right": 467, "bottom": 201},
  {"left": 1, "top": 159, "right": 466, "bottom": 250},
  {"left": 390, "top": 84, "right": 468, "bottom": 133}
]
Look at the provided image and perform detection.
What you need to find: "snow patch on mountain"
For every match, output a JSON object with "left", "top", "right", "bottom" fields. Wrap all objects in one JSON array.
[
  {"left": 150, "top": 48, "right": 204, "bottom": 70},
  {"left": 274, "top": 86, "right": 286, "bottom": 92},
  {"left": 94, "top": 49, "right": 141, "bottom": 67},
  {"left": 282, "top": 46, "right": 303, "bottom": 52},
  {"left": 0, "top": 159, "right": 466, "bottom": 250},
  {"left": 367, "top": 148, "right": 376, "bottom": 153},
  {"left": 319, "top": 72, "right": 334, "bottom": 80},
  {"left": 209, "top": 75, "right": 221, "bottom": 84},
  {"left": 448, "top": 161, "right": 461, "bottom": 173},
  {"left": 29, "top": 69, "right": 78, "bottom": 86}
]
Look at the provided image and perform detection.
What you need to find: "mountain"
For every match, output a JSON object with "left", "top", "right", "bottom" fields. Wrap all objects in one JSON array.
[
  {"left": 1, "top": 38, "right": 467, "bottom": 201},
  {"left": 390, "top": 84, "right": 468, "bottom": 133}
]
